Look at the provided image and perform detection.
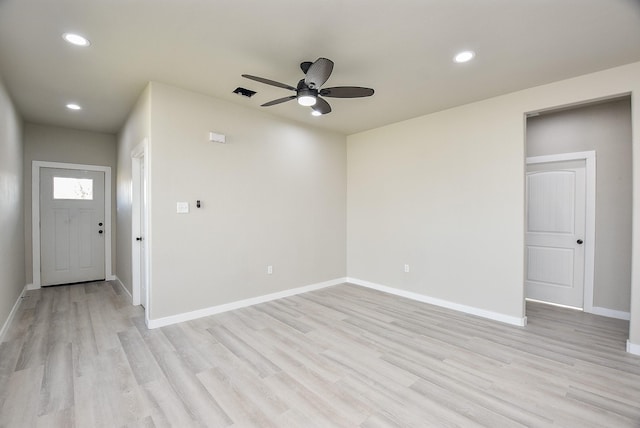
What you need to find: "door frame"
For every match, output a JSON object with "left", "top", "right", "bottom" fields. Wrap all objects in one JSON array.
[
  {"left": 525, "top": 151, "right": 596, "bottom": 313},
  {"left": 32, "top": 161, "right": 113, "bottom": 289},
  {"left": 131, "top": 139, "right": 150, "bottom": 324}
]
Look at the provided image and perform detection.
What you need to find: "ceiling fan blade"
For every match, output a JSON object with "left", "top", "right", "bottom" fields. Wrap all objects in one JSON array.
[
  {"left": 261, "top": 95, "right": 296, "bottom": 107},
  {"left": 319, "top": 86, "right": 374, "bottom": 98},
  {"left": 300, "top": 61, "right": 313, "bottom": 74},
  {"left": 304, "top": 58, "right": 334, "bottom": 89},
  {"left": 242, "top": 74, "right": 296, "bottom": 91},
  {"left": 312, "top": 97, "right": 332, "bottom": 115}
]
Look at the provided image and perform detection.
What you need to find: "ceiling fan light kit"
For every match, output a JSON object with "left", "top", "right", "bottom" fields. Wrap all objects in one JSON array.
[
  {"left": 242, "top": 57, "right": 374, "bottom": 116},
  {"left": 297, "top": 88, "right": 317, "bottom": 106}
]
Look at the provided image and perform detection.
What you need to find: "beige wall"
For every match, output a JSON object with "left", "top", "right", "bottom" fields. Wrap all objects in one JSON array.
[
  {"left": 347, "top": 61, "right": 640, "bottom": 346},
  {"left": 527, "top": 98, "right": 632, "bottom": 312},
  {"left": 116, "top": 84, "right": 151, "bottom": 295},
  {"left": 0, "top": 76, "right": 24, "bottom": 333},
  {"left": 23, "top": 123, "right": 117, "bottom": 285},
  {"left": 148, "top": 82, "right": 346, "bottom": 319},
  {"left": 348, "top": 96, "right": 526, "bottom": 319},
  {"left": 114, "top": 63, "right": 640, "bottom": 349}
]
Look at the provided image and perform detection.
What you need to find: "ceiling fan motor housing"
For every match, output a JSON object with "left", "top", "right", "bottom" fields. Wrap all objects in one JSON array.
[{"left": 297, "top": 79, "right": 318, "bottom": 99}]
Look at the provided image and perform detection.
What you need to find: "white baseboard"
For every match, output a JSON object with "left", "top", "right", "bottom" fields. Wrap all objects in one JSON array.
[
  {"left": 0, "top": 286, "right": 26, "bottom": 342},
  {"left": 147, "top": 277, "right": 347, "bottom": 329},
  {"left": 113, "top": 276, "right": 133, "bottom": 303},
  {"left": 347, "top": 277, "right": 527, "bottom": 327},
  {"left": 627, "top": 340, "right": 640, "bottom": 356},
  {"left": 106, "top": 274, "right": 117, "bottom": 281},
  {"left": 526, "top": 298, "right": 582, "bottom": 311},
  {"left": 589, "top": 306, "right": 630, "bottom": 321},
  {"left": 26, "top": 283, "right": 39, "bottom": 290}
]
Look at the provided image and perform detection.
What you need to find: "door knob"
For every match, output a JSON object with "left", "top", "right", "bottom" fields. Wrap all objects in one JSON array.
[
  {"left": 577, "top": 239, "right": 583, "bottom": 244},
  {"left": 98, "top": 230, "right": 103, "bottom": 234},
  {"left": 98, "top": 222, "right": 103, "bottom": 226},
  {"left": 136, "top": 237, "right": 143, "bottom": 241}
]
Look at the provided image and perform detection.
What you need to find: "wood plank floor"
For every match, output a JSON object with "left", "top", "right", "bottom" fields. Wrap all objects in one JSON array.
[{"left": 1, "top": 281, "right": 639, "bottom": 427}]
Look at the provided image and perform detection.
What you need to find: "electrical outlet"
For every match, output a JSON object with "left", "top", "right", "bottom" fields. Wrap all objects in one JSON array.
[
  {"left": 404, "top": 264, "right": 410, "bottom": 273},
  {"left": 267, "top": 265, "right": 273, "bottom": 275},
  {"left": 176, "top": 202, "right": 189, "bottom": 214}
]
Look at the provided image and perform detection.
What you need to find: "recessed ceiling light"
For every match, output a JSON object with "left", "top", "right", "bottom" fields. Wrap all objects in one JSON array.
[
  {"left": 62, "top": 33, "right": 90, "bottom": 47},
  {"left": 454, "top": 50, "right": 475, "bottom": 63},
  {"left": 66, "top": 103, "right": 82, "bottom": 110},
  {"left": 311, "top": 110, "right": 322, "bottom": 117}
]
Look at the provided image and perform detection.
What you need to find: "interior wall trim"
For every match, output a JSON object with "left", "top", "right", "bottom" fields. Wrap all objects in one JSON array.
[
  {"left": 590, "top": 306, "right": 631, "bottom": 321},
  {"left": 146, "top": 277, "right": 348, "bottom": 329},
  {"left": 0, "top": 286, "right": 26, "bottom": 342},
  {"left": 114, "top": 276, "right": 133, "bottom": 304},
  {"left": 146, "top": 276, "right": 530, "bottom": 330},
  {"left": 347, "top": 277, "right": 528, "bottom": 327},
  {"left": 627, "top": 340, "right": 640, "bottom": 356}
]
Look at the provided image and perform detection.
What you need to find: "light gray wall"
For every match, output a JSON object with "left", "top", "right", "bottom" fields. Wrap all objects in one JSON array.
[
  {"left": 148, "top": 82, "right": 346, "bottom": 319},
  {"left": 0, "top": 76, "right": 24, "bottom": 333},
  {"left": 23, "top": 123, "right": 117, "bottom": 285},
  {"left": 116, "top": 84, "right": 150, "bottom": 295},
  {"left": 347, "top": 62, "right": 640, "bottom": 335},
  {"left": 527, "top": 98, "right": 632, "bottom": 312}
]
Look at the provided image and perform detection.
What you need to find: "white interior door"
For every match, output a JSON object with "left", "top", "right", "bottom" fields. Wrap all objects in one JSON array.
[
  {"left": 131, "top": 142, "right": 149, "bottom": 313},
  {"left": 525, "top": 160, "right": 586, "bottom": 307},
  {"left": 140, "top": 158, "right": 148, "bottom": 308},
  {"left": 40, "top": 167, "right": 106, "bottom": 286}
]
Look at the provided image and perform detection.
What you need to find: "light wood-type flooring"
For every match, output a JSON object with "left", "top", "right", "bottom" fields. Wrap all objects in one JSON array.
[{"left": 0, "top": 281, "right": 639, "bottom": 427}]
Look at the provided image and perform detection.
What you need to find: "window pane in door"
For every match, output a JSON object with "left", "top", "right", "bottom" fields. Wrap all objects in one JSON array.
[{"left": 53, "top": 177, "right": 94, "bottom": 200}]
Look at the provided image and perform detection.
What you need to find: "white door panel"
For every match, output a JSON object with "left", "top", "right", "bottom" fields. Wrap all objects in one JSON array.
[
  {"left": 525, "top": 160, "right": 586, "bottom": 307},
  {"left": 528, "top": 171, "right": 576, "bottom": 234},
  {"left": 527, "top": 246, "right": 575, "bottom": 286},
  {"left": 53, "top": 209, "right": 70, "bottom": 271},
  {"left": 131, "top": 145, "right": 149, "bottom": 312},
  {"left": 40, "top": 168, "right": 105, "bottom": 286},
  {"left": 140, "top": 158, "right": 148, "bottom": 308}
]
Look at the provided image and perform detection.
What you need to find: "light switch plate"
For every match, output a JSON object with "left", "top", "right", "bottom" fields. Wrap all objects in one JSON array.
[{"left": 177, "top": 202, "right": 189, "bottom": 214}]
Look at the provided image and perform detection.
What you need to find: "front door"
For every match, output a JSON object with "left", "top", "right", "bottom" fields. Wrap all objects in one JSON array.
[
  {"left": 525, "top": 160, "right": 586, "bottom": 307},
  {"left": 40, "top": 167, "right": 106, "bottom": 286}
]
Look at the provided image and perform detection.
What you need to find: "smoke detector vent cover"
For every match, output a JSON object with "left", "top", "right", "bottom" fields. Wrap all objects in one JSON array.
[
  {"left": 233, "top": 87, "right": 256, "bottom": 98},
  {"left": 209, "top": 132, "right": 226, "bottom": 144}
]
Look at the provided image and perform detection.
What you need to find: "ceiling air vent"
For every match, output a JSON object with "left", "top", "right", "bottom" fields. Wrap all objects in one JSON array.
[{"left": 233, "top": 87, "right": 256, "bottom": 98}]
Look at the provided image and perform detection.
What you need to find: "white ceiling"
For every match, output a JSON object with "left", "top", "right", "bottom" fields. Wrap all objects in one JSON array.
[{"left": 0, "top": 0, "right": 639, "bottom": 135}]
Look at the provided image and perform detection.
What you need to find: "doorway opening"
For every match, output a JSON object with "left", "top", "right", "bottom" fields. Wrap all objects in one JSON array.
[{"left": 524, "top": 96, "right": 632, "bottom": 321}]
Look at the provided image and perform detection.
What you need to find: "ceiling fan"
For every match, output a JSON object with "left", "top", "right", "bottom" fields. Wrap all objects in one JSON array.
[{"left": 242, "top": 58, "right": 374, "bottom": 116}]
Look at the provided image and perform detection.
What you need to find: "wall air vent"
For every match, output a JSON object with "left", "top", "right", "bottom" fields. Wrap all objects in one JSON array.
[{"left": 233, "top": 87, "right": 256, "bottom": 98}]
